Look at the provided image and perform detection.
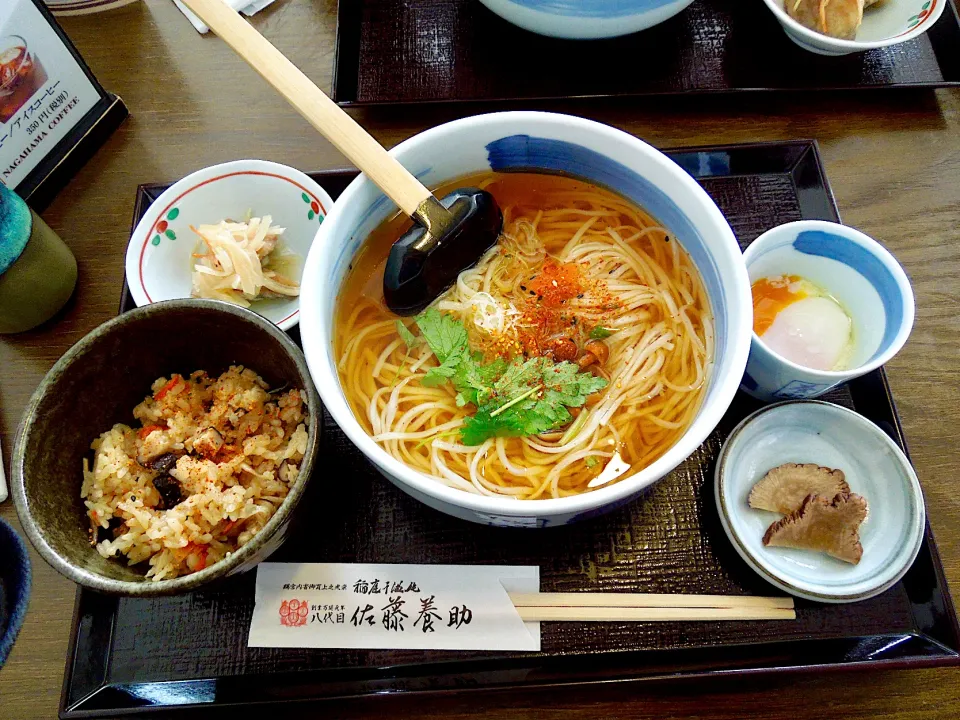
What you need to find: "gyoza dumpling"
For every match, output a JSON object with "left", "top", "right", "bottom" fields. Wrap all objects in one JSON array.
[{"left": 786, "top": 0, "right": 865, "bottom": 40}]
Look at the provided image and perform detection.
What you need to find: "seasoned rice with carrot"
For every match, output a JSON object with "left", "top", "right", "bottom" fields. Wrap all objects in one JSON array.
[{"left": 81, "top": 365, "right": 308, "bottom": 581}]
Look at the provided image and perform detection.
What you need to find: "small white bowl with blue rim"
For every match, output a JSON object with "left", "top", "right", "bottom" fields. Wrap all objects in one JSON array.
[
  {"left": 124, "top": 159, "right": 333, "bottom": 331},
  {"left": 715, "top": 400, "right": 926, "bottom": 603},
  {"left": 477, "top": 0, "right": 696, "bottom": 39},
  {"left": 741, "top": 220, "right": 914, "bottom": 403},
  {"left": 760, "top": 0, "right": 946, "bottom": 56},
  {"left": 299, "top": 111, "right": 752, "bottom": 528}
]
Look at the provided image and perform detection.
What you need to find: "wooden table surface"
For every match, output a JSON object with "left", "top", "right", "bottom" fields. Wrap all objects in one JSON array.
[{"left": 2, "top": 1, "right": 960, "bottom": 717}]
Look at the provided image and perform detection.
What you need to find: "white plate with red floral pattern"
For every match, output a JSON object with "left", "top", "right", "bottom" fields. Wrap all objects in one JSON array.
[
  {"left": 761, "top": 0, "right": 945, "bottom": 56},
  {"left": 125, "top": 159, "right": 332, "bottom": 331}
]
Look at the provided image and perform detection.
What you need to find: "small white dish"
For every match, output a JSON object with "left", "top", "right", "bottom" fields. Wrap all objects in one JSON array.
[
  {"left": 715, "top": 400, "right": 925, "bottom": 603},
  {"left": 125, "top": 159, "right": 332, "bottom": 331},
  {"left": 761, "top": 0, "right": 946, "bottom": 56}
]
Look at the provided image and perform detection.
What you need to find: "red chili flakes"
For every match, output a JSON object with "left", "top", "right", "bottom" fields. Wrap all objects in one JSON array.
[
  {"left": 526, "top": 261, "right": 582, "bottom": 307},
  {"left": 515, "top": 301, "right": 582, "bottom": 358},
  {"left": 510, "top": 261, "right": 624, "bottom": 359},
  {"left": 469, "top": 258, "right": 625, "bottom": 362}
]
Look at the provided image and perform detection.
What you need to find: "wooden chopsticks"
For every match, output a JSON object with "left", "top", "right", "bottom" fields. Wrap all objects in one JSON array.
[{"left": 508, "top": 593, "right": 796, "bottom": 622}]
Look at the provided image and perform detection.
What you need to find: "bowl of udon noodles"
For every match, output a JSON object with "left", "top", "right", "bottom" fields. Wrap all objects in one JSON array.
[
  {"left": 300, "top": 112, "right": 751, "bottom": 528},
  {"left": 476, "top": 0, "right": 697, "bottom": 39}
]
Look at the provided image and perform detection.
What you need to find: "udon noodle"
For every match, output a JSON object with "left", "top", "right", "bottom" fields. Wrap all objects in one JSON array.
[{"left": 336, "top": 173, "right": 713, "bottom": 499}]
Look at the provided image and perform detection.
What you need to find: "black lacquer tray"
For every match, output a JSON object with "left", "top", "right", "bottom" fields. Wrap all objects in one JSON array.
[
  {"left": 331, "top": 0, "right": 960, "bottom": 106},
  {"left": 60, "top": 140, "right": 960, "bottom": 718}
]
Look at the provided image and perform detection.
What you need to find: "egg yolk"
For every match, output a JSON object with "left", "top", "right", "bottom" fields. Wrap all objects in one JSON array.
[
  {"left": 751, "top": 274, "right": 854, "bottom": 371},
  {"left": 752, "top": 275, "right": 809, "bottom": 335}
]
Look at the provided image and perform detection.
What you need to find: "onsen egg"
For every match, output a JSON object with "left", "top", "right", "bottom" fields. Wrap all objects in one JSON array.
[{"left": 751, "top": 275, "right": 853, "bottom": 371}]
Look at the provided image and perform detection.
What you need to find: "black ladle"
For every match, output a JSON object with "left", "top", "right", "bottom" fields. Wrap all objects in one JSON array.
[{"left": 182, "top": 0, "right": 502, "bottom": 316}]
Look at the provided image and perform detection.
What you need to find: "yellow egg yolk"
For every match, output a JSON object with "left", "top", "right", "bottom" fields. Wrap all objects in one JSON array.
[{"left": 751, "top": 275, "right": 809, "bottom": 336}]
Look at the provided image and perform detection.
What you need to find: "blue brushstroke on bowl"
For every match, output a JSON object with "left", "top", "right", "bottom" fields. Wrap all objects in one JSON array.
[
  {"left": 485, "top": 133, "right": 728, "bottom": 391},
  {"left": 792, "top": 229, "right": 903, "bottom": 363},
  {"left": 773, "top": 379, "right": 830, "bottom": 399},
  {"left": 0, "top": 516, "right": 31, "bottom": 668},
  {"left": 502, "top": 0, "right": 683, "bottom": 19}
]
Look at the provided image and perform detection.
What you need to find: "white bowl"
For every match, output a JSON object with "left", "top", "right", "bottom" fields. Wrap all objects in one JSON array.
[
  {"left": 761, "top": 0, "right": 946, "bottom": 56},
  {"left": 125, "top": 159, "right": 333, "bottom": 331},
  {"left": 715, "top": 401, "right": 926, "bottom": 603},
  {"left": 477, "top": 0, "right": 696, "bottom": 39},
  {"left": 299, "top": 111, "right": 752, "bottom": 528},
  {"left": 741, "top": 220, "right": 915, "bottom": 402}
]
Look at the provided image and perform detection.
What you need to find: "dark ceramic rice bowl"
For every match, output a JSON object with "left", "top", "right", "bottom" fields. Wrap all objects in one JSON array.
[{"left": 11, "top": 299, "right": 321, "bottom": 596}]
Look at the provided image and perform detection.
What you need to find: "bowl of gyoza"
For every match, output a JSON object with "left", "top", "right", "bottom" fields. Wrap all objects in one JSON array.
[
  {"left": 761, "top": 0, "right": 945, "bottom": 56},
  {"left": 299, "top": 111, "right": 752, "bottom": 528}
]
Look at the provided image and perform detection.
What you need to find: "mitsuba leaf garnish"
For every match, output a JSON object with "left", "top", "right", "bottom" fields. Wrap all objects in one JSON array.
[
  {"left": 395, "top": 320, "right": 421, "bottom": 349},
  {"left": 415, "top": 307, "right": 466, "bottom": 360},
  {"left": 391, "top": 320, "right": 423, "bottom": 387},
  {"left": 589, "top": 326, "right": 614, "bottom": 339},
  {"left": 414, "top": 309, "right": 608, "bottom": 446},
  {"left": 415, "top": 308, "right": 471, "bottom": 387}
]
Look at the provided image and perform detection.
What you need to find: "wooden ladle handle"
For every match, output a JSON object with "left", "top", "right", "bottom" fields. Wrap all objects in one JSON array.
[{"left": 180, "top": 0, "right": 432, "bottom": 218}]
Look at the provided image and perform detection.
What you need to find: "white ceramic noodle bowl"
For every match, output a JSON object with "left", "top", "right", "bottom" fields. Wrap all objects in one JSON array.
[
  {"left": 476, "top": 0, "right": 696, "bottom": 40},
  {"left": 760, "top": 0, "right": 945, "bottom": 56},
  {"left": 300, "top": 112, "right": 752, "bottom": 527}
]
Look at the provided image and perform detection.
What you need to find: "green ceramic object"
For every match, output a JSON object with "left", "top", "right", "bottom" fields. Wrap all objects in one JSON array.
[
  {"left": 0, "top": 184, "right": 77, "bottom": 334},
  {"left": 11, "top": 299, "right": 321, "bottom": 597}
]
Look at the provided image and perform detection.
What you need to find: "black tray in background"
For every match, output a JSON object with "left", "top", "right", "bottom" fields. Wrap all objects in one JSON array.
[
  {"left": 332, "top": 0, "right": 960, "bottom": 106},
  {"left": 62, "top": 141, "right": 960, "bottom": 718}
]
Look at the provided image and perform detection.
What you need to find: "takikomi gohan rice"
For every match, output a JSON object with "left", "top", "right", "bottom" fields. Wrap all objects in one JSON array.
[{"left": 82, "top": 366, "right": 308, "bottom": 580}]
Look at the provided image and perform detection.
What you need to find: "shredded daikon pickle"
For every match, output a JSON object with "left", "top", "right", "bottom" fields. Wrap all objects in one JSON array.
[{"left": 190, "top": 216, "right": 300, "bottom": 307}]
